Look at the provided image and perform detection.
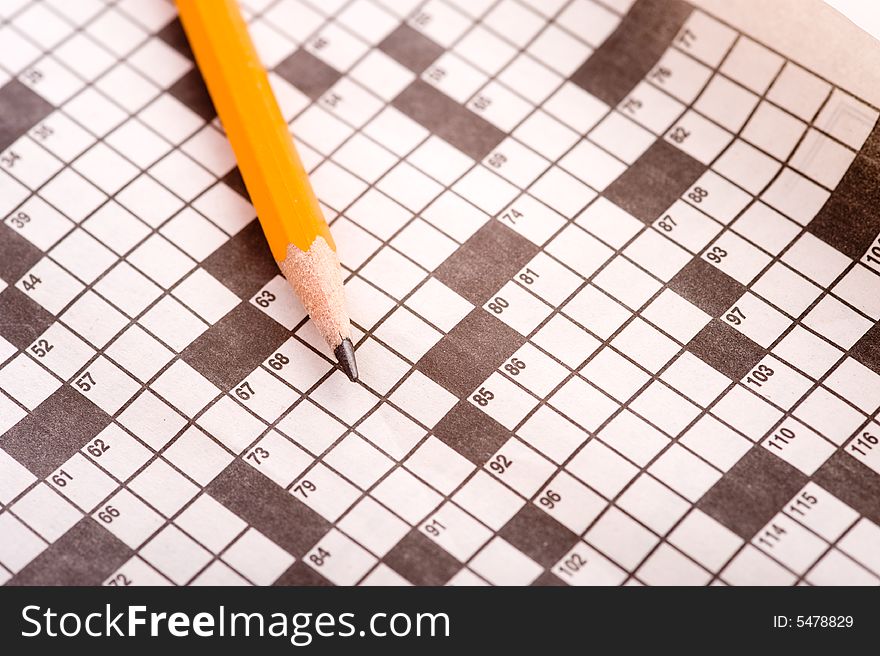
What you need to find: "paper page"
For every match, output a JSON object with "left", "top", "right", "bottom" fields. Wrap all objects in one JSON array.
[{"left": 1, "top": 0, "right": 879, "bottom": 586}]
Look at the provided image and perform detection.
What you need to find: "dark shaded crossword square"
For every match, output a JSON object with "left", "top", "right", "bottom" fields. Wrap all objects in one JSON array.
[
  {"left": 392, "top": 80, "right": 505, "bottom": 160},
  {"left": 434, "top": 221, "right": 539, "bottom": 306},
  {"left": 384, "top": 530, "right": 461, "bottom": 585},
  {"left": 807, "top": 150, "right": 880, "bottom": 259},
  {"left": 275, "top": 49, "right": 341, "bottom": 100},
  {"left": 697, "top": 447, "right": 807, "bottom": 539},
  {"left": 669, "top": 257, "right": 746, "bottom": 317},
  {"left": 687, "top": 320, "right": 763, "bottom": 381},
  {"left": 222, "top": 167, "right": 250, "bottom": 201},
  {"left": 202, "top": 220, "right": 278, "bottom": 299},
  {"left": 417, "top": 309, "right": 525, "bottom": 398},
  {"left": 168, "top": 69, "right": 216, "bottom": 121},
  {"left": 813, "top": 451, "right": 880, "bottom": 525},
  {"left": 849, "top": 322, "right": 880, "bottom": 376},
  {"left": 181, "top": 302, "right": 290, "bottom": 390},
  {"left": 0, "top": 80, "right": 55, "bottom": 152},
  {"left": 570, "top": 0, "right": 692, "bottom": 106},
  {"left": 433, "top": 400, "right": 511, "bottom": 465},
  {"left": 378, "top": 24, "right": 444, "bottom": 74},
  {"left": 0, "top": 287, "right": 55, "bottom": 350},
  {"left": 9, "top": 518, "right": 131, "bottom": 586},
  {"left": 274, "top": 560, "right": 332, "bottom": 586},
  {"left": 0, "top": 224, "right": 43, "bottom": 284},
  {"left": 604, "top": 140, "right": 705, "bottom": 223},
  {"left": 157, "top": 18, "right": 193, "bottom": 59},
  {"left": 207, "top": 459, "right": 331, "bottom": 557},
  {"left": 532, "top": 571, "right": 567, "bottom": 586},
  {"left": 1, "top": 386, "right": 111, "bottom": 477},
  {"left": 499, "top": 504, "right": 578, "bottom": 568}
]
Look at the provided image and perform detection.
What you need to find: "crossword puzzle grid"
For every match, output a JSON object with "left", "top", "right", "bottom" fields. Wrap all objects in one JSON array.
[{"left": 1, "top": 0, "right": 880, "bottom": 587}]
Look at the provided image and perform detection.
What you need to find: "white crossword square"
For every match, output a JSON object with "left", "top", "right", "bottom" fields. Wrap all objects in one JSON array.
[
  {"left": 654, "top": 200, "right": 721, "bottom": 254},
  {"left": 140, "top": 525, "right": 212, "bottom": 586},
  {"left": 619, "top": 80, "right": 685, "bottom": 135},
  {"left": 661, "top": 352, "right": 731, "bottom": 407},
  {"left": 680, "top": 415, "right": 750, "bottom": 471},
  {"left": 96, "top": 488, "right": 164, "bottom": 549},
  {"left": 139, "top": 296, "right": 207, "bottom": 352},
  {"left": 163, "top": 426, "right": 232, "bottom": 486},
  {"left": 611, "top": 318, "right": 680, "bottom": 373},
  {"left": 94, "top": 262, "right": 162, "bottom": 319},
  {"left": 358, "top": 403, "right": 425, "bottom": 459},
  {"left": 538, "top": 469, "right": 606, "bottom": 534},
  {"left": 405, "top": 436, "right": 474, "bottom": 496},
  {"left": 72, "top": 356, "right": 140, "bottom": 415},
  {"left": 151, "top": 360, "right": 220, "bottom": 417},
  {"left": 599, "top": 409, "right": 670, "bottom": 466},
  {"left": 176, "top": 493, "right": 247, "bottom": 553},
  {"left": 772, "top": 326, "right": 843, "bottom": 380},
  {"left": 19, "top": 258, "right": 84, "bottom": 315},
  {"left": 470, "top": 537, "right": 542, "bottom": 586},
  {"left": 785, "top": 482, "right": 859, "bottom": 542},
  {"left": 104, "top": 325, "right": 174, "bottom": 383},
  {"left": 586, "top": 506, "right": 659, "bottom": 571},
  {"left": 84, "top": 424, "right": 152, "bottom": 482},
  {"left": 160, "top": 209, "right": 229, "bottom": 264},
  {"left": 0, "top": 514, "right": 46, "bottom": 574},
  {"left": 517, "top": 251, "right": 584, "bottom": 307},
  {"left": 0, "top": 353, "right": 60, "bottom": 411},
  {"left": 325, "top": 433, "right": 395, "bottom": 490},
  {"left": 714, "top": 139, "right": 781, "bottom": 195},
  {"left": 372, "top": 467, "right": 443, "bottom": 524},
  {"left": 117, "top": 390, "right": 186, "bottom": 451},
  {"left": 731, "top": 202, "right": 799, "bottom": 255},
  {"left": 244, "top": 430, "right": 312, "bottom": 488},
  {"left": 453, "top": 470, "right": 525, "bottom": 531},
  {"left": 630, "top": 380, "right": 700, "bottom": 438},
  {"left": 337, "top": 496, "right": 409, "bottom": 558},
  {"left": 303, "top": 529, "right": 376, "bottom": 585},
  {"left": 486, "top": 137, "right": 550, "bottom": 189},
  {"left": 49, "top": 452, "right": 117, "bottom": 512},
  {"left": 389, "top": 370, "right": 457, "bottom": 427},
  {"left": 128, "top": 458, "right": 199, "bottom": 518},
  {"left": 12, "top": 483, "right": 81, "bottom": 542},
  {"left": 618, "top": 474, "right": 689, "bottom": 535},
  {"left": 723, "top": 292, "right": 791, "bottom": 348},
  {"left": 420, "top": 501, "right": 493, "bottom": 561},
  {"left": 549, "top": 376, "right": 618, "bottom": 432},
  {"left": 470, "top": 369, "right": 538, "bottom": 431},
  {"left": 711, "top": 384, "right": 783, "bottom": 441},
  {"left": 6, "top": 196, "right": 74, "bottom": 252},
  {"left": 553, "top": 541, "right": 627, "bottom": 586},
  {"left": 648, "top": 444, "right": 721, "bottom": 503},
  {"left": 0, "top": 448, "right": 36, "bottom": 505},
  {"left": 547, "top": 223, "right": 614, "bottom": 278},
  {"left": 517, "top": 405, "right": 589, "bottom": 465},
  {"left": 292, "top": 464, "right": 361, "bottom": 522},
  {"left": 222, "top": 528, "right": 294, "bottom": 585},
  {"left": 794, "top": 387, "right": 864, "bottom": 447},
  {"left": 232, "top": 366, "right": 299, "bottom": 424},
  {"left": 275, "top": 399, "right": 345, "bottom": 457},
  {"left": 485, "top": 436, "right": 555, "bottom": 498},
  {"left": 752, "top": 512, "right": 827, "bottom": 575}
]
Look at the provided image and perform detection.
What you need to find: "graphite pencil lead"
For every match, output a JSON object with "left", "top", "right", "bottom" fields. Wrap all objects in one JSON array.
[{"left": 334, "top": 338, "right": 359, "bottom": 382}]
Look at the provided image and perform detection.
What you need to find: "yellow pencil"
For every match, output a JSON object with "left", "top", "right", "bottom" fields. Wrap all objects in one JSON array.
[{"left": 175, "top": 0, "right": 358, "bottom": 381}]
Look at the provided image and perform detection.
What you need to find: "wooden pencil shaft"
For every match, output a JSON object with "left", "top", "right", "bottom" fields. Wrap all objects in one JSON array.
[{"left": 175, "top": 0, "right": 333, "bottom": 259}]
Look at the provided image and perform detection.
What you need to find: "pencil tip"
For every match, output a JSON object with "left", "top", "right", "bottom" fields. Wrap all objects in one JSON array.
[{"left": 334, "top": 338, "right": 358, "bottom": 382}]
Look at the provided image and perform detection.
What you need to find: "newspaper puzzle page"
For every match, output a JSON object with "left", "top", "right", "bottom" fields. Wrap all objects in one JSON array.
[{"left": 1, "top": 0, "right": 880, "bottom": 586}]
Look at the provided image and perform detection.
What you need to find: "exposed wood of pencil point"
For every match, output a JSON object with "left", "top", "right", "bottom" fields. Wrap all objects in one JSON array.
[{"left": 175, "top": 0, "right": 357, "bottom": 381}]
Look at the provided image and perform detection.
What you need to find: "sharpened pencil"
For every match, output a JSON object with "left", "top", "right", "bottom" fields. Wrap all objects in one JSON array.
[{"left": 175, "top": 0, "right": 358, "bottom": 382}]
